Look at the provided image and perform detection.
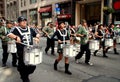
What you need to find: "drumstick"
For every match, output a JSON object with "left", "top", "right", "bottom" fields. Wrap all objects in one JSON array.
[{"left": 16, "top": 41, "right": 32, "bottom": 47}]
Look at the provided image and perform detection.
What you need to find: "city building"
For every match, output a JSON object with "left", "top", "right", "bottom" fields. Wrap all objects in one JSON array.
[
  {"left": 19, "top": 0, "right": 71, "bottom": 27},
  {"left": 3, "top": 0, "right": 116, "bottom": 27},
  {"left": 5, "top": 0, "right": 19, "bottom": 21},
  {"left": 0, "top": 0, "right": 5, "bottom": 18}
]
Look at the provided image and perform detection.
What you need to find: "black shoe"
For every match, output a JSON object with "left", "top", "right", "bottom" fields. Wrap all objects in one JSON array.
[
  {"left": 51, "top": 53, "right": 55, "bottom": 56},
  {"left": 22, "top": 78, "right": 30, "bottom": 82},
  {"left": 114, "top": 52, "right": 119, "bottom": 55},
  {"left": 45, "top": 50, "right": 48, "bottom": 54},
  {"left": 94, "top": 50, "right": 98, "bottom": 56},
  {"left": 65, "top": 70, "right": 72, "bottom": 75},
  {"left": 94, "top": 53, "right": 96, "bottom": 56},
  {"left": 12, "top": 64, "right": 17, "bottom": 67},
  {"left": 103, "top": 55, "right": 108, "bottom": 58},
  {"left": 65, "top": 63, "right": 72, "bottom": 75},
  {"left": 2, "top": 64, "right": 6, "bottom": 67},
  {"left": 85, "top": 62, "right": 93, "bottom": 66},
  {"left": 54, "top": 60, "right": 58, "bottom": 70}
]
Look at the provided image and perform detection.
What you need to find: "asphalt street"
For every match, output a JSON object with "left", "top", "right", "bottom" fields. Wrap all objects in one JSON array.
[{"left": 0, "top": 37, "right": 120, "bottom": 82}]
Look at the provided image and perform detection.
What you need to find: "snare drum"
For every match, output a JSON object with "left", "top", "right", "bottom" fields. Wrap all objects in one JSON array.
[
  {"left": 64, "top": 45, "right": 77, "bottom": 57},
  {"left": 7, "top": 40, "right": 17, "bottom": 53},
  {"left": 105, "top": 39, "right": 113, "bottom": 47},
  {"left": 75, "top": 37, "right": 81, "bottom": 44},
  {"left": 24, "top": 46, "right": 42, "bottom": 65},
  {"left": 89, "top": 40, "right": 99, "bottom": 50},
  {"left": 116, "top": 36, "right": 120, "bottom": 43}
]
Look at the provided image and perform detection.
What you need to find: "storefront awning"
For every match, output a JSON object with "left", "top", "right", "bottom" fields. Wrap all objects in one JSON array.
[{"left": 39, "top": 6, "right": 52, "bottom": 13}]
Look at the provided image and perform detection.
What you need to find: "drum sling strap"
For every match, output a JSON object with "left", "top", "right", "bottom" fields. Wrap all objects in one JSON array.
[
  {"left": 16, "top": 27, "right": 31, "bottom": 46},
  {"left": 71, "top": 28, "right": 75, "bottom": 34}
]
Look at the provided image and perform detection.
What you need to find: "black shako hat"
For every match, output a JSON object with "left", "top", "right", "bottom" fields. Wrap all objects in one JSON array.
[
  {"left": 17, "top": 16, "right": 27, "bottom": 23},
  {"left": 58, "top": 21, "right": 65, "bottom": 26}
]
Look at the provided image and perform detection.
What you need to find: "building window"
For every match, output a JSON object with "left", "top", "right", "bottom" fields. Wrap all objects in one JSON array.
[
  {"left": 30, "top": 0, "right": 37, "bottom": 4},
  {"left": 24, "top": 0, "right": 26, "bottom": 6},
  {"left": 21, "top": 10, "right": 27, "bottom": 18},
  {"left": 29, "top": 9, "right": 37, "bottom": 25},
  {"left": 21, "top": 0, "right": 23, "bottom": 7}
]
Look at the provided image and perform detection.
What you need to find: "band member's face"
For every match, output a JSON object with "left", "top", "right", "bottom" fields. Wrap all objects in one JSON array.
[
  {"left": 60, "top": 23, "right": 65, "bottom": 29},
  {"left": 50, "top": 24, "right": 53, "bottom": 28},
  {"left": 101, "top": 26, "right": 104, "bottom": 30},
  {"left": 7, "top": 23, "right": 13, "bottom": 28},
  {"left": 111, "top": 25, "right": 114, "bottom": 28},
  {"left": 83, "top": 22, "right": 87, "bottom": 27},
  {"left": 19, "top": 20, "right": 27, "bottom": 28}
]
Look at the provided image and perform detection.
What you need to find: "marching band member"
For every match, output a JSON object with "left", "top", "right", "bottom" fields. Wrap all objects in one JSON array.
[
  {"left": 0, "top": 20, "right": 17, "bottom": 67},
  {"left": 7, "top": 16, "right": 40, "bottom": 82},
  {"left": 42, "top": 22, "right": 55, "bottom": 55},
  {"left": 70, "top": 25, "right": 78, "bottom": 44},
  {"left": 93, "top": 24, "right": 108, "bottom": 57},
  {"left": 51, "top": 21, "right": 72, "bottom": 75},
  {"left": 75, "top": 19, "right": 93, "bottom": 65},
  {"left": 106, "top": 23, "right": 119, "bottom": 54}
]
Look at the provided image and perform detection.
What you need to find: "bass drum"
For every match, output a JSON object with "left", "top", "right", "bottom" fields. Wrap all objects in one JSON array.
[
  {"left": 24, "top": 46, "right": 42, "bottom": 65},
  {"left": 89, "top": 40, "right": 99, "bottom": 50},
  {"left": 105, "top": 39, "right": 113, "bottom": 47}
]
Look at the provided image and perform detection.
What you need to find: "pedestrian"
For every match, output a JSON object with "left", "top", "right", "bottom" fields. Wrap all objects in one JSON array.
[
  {"left": 93, "top": 24, "right": 108, "bottom": 57},
  {"left": 42, "top": 22, "right": 55, "bottom": 55},
  {"left": 51, "top": 21, "right": 72, "bottom": 75},
  {"left": 7, "top": 16, "right": 40, "bottom": 82},
  {"left": 75, "top": 19, "right": 93, "bottom": 65},
  {"left": 0, "top": 20, "right": 17, "bottom": 67}
]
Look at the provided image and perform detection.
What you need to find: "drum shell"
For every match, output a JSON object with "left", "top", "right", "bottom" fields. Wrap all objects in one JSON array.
[
  {"left": 89, "top": 40, "right": 99, "bottom": 50},
  {"left": 7, "top": 41, "right": 17, "bottom": 53},
  {"left": 64, "top": 45, "right": 77, "bottom": 57},
  {"left": 24, "top": 46, "right": 42, "bottom": 65},
  {"left": 116, "top": 36, "right": 120, "bottom": 43},
  {"left": 105, "top": 39, "right": 113, "bottom": 47}
]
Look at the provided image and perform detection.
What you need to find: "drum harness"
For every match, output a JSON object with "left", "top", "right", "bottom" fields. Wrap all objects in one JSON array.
[
  {"left": 15, "top": 26, "right": 31, "bottom": 47},
  {"left": 58, "top": 29, "right": 68, "bottom": 48},
  {"left": 100, "top": 29, "right": 105, "bottom": 42}
]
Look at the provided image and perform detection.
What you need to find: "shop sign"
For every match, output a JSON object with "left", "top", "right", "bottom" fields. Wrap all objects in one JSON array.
[
  {"left": 41, "top": 12, "right": 52, "bottom": 19},
  {"left": 57, "top": 14, "right": 71, "bottom": 19},
  {"left": 113, "top": 0, "right": 120, "bottom": 10}
]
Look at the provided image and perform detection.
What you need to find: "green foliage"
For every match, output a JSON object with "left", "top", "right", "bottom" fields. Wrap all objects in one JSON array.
[{"left": 103, "top": 6, "right": 115, "bottom": 15}]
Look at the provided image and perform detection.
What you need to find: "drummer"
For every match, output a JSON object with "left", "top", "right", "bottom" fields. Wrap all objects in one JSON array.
[
  {"left": 7, "top": 16, "right": 40, "bottom": 82},
  {"left": 93, "top": 24, "right": 108, "bottom": 57},
  {"left": 0, "top": 20, "right": 17, "bottom": 67},
  {"left": 106, "top": 23, "right": 119, "bottom": 54},
  {"left": 75, "top": 19, "right": 93, "bottom": 65},
  {"left": 51, "top": 21, "right": 72, "bottom": 75},
  {"left": 42, "top": 22, "right": 55, "bottom": 55},
  {"left": 70, "top": 25, "right": 78, "bottom": 44}
]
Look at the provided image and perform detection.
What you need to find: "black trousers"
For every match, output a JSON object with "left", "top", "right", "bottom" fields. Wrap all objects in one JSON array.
[
  {"left": 2, "top": 44, "right": 17, "bottom": 65},
  {"left": 17, "top": 50, "right": 36, "bottom": 80},
  {"left": 75, "top": 43, "right": 91, "bottom": 63},
  {"left": 94, "top": 40, "right": 106, "bottom": 56},
  {"left": 45, "top": 37, "right": 55, "bottom": 54}
]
